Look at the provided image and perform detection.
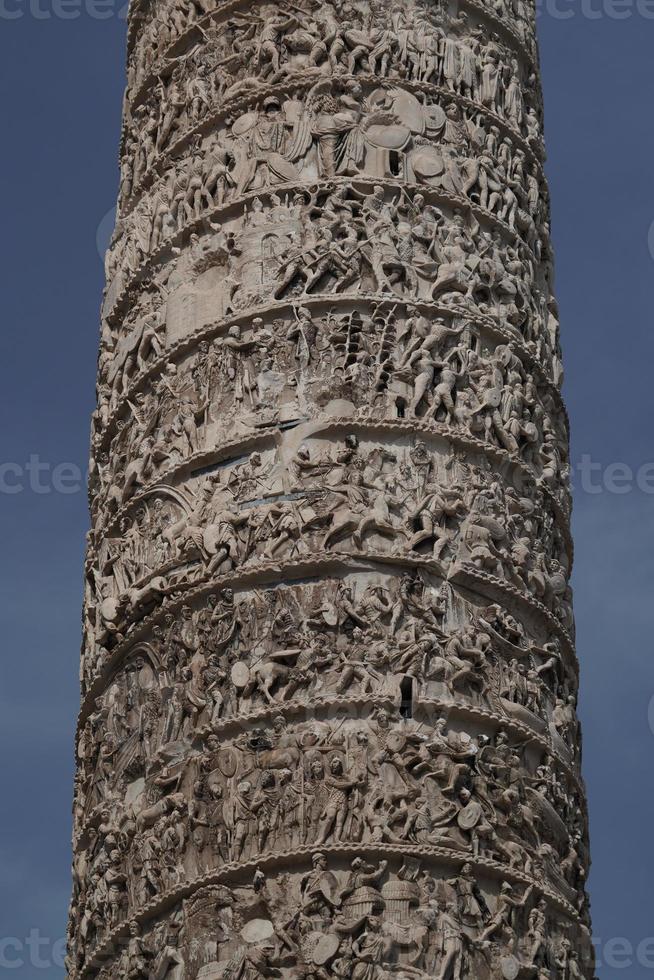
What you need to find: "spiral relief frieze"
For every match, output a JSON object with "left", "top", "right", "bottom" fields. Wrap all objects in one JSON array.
[{"left": 69, "top": 1, "right": 593, "bottom": 977}]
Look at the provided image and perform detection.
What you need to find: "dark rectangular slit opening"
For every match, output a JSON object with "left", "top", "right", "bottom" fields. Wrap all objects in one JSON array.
[{"left": 400, "top": 675, "right": 413, "bottom": 719}]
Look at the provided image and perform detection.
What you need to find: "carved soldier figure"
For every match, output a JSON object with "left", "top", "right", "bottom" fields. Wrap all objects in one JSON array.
[
  {"left": 436, "top": 903, "right": 465, "bottom": 980},
  {"left": 447, "top": 863, "right": 489, "bottom": 928},
  {"left": 408, "top": 480, "right": 465, "bottom": 558},
  {"left": 315, "top": 757, "right": 363, "bottom": 844},
  {"left": 478, "top": 882, "right": 533, "bottom": 948}
]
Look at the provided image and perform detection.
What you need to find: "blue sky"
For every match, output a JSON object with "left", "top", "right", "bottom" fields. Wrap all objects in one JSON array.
[{"left": 0, "top": 5, "right": 653, "bottom": 977}]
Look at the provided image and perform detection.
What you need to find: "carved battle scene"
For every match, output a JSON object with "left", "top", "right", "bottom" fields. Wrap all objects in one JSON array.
[{"left": 69, "top": 0, "right": 593, "bottom": 977}]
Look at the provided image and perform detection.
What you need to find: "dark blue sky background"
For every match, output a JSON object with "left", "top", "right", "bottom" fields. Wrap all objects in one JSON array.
[{"left": 0, "top": 5, "right": 652, "bottom": 976}]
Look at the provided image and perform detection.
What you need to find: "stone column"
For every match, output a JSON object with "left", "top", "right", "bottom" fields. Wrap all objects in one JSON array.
[{"left": 69, "top": 1, "right": 594, "bottom": 978}]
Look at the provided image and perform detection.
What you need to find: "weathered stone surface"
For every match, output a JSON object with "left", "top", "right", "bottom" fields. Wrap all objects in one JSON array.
[{"left": 68, "top": 2, "right": 593, "bottom": 978}]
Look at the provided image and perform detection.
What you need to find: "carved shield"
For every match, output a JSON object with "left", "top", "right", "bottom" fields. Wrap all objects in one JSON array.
[
  {"left": 367, "top": 87, "right": 419, "bottom": 132},
  {"left": 389, "top": 88, "right": 426, "bottom": 134},
  {"left": 232, "top": 111, "right": 259, "bottom": 137},
  {"left": 319, "top": 871, "right": 340, "bottom": 906},
  {"left": 312, "top": 934, "right": 341, "bottom": 965},
  {"left": 240, "top": 918, "right": 275, "bottom": 945},
  {"left": 217, "top": 748, "right": 238, "bottom": 778},
  {"left": 457, "top": 800, "right": 483, "bottom": 830},
  {"left": 322, "top": 605, "right": 339, "bottom": 627},
  {"left": 365, "top": 124, "right": 412, "bottom": 150},
  {"left": 500, "top": 955, "right": 521, "bottom": 980},
  {"left": 424, "top": 104, "right": 447, "bottom": 133},
  {"left": 99, "top": 596, "right": 120, "bottom": 626},
  {"left": 410, "top": 148, "right": 445, "bottom": 179},
  {"left": 386, "top": 732, "right": 406, "bottom": 753},
  {"left": 231, "top": 662, "right": 250, "bottom": 689}
]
